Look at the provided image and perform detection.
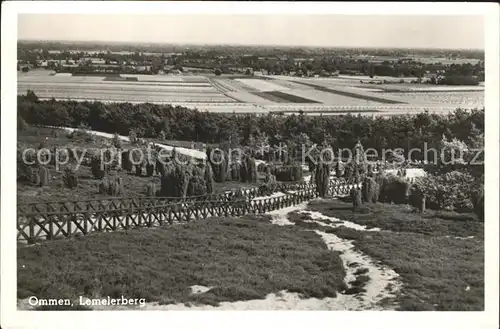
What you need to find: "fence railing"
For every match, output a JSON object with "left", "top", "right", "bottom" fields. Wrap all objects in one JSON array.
[{"left": 17, "top": 178, "right": 359, "bottom": 245}]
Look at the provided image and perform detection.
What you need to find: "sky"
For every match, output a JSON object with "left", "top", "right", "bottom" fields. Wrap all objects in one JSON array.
[{"left": 18, "top": 14, "right": 485, "bottom": 49}]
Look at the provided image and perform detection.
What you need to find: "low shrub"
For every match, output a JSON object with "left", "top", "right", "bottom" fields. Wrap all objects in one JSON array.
[
  {"left": 204, "top": 164, "right": 215, "bottom": 194},
  {"left": 363, "top": 177, "right": 380, "bottom": 203},
  {"left": 98, "top": 177, "right": 124, "bottom": 196},
  {"left": 231, "top": 162, "right": 241, "bottom": 181},
  {"left": 62, "top": 168, "right": 78, "bottom": 189},
  {"left": 112, "top": 133, "right": 122, "bottom": 149},
  {"left": 146, "top": 162, "right": 155, "bottom": 177},
  {"left": 412, "top": 171, "right": 475, "bottom": 212},
  {"left": 187, "top": 175, "right": 207, "bottom": 197},
  {"left": 159, "top": 164, "right": 192, "bottom": 198},
  {"left": 37, "top": 166, "right": 50, "bottom": 187},
  {"left": 471, "top": 187, "right": 484, "bottom": 221},
  {"left": 380, "top": 174, "right": 411, "bottom": 204},
  {"left": 135, "top": 164, "right": 143, "bottom": 177},
  {"left": 350, "top": 188, "right": 362, "bottom": 211},
  {"left": 91, "top": 156, "right": 106, "bottom": 179},
  {"left": 121, "top": 150, "right": 133, "bottom": 172},
  {"left": 257, "top": 162, "right": 267, "bottom": 172},
  {"left": 273, "top": 165, "right": 303, "bottom": 182},
  {"left": 409, "top": 185, "right": 426, "bottom": 211},
  {"left": 17, "top": 144, "right": 37, "bottom": 183},
  {"left": 362, "top": 177, "right": 380, "bottom": 203},
  {"left": 68, "top": 124, "right": 95, "bottom": 143},
  {"left": 146, "top": 182, "right": 157, "bottom": 197}
]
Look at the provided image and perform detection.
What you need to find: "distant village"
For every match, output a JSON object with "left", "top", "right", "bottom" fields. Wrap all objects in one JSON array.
[{"left": 17, "top": 47, "right": 484, "bottom": 85}]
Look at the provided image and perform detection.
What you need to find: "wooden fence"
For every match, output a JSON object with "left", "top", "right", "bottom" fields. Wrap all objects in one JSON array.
[{"left": 17, "top": 178, "right": 359, "bottom": 245}]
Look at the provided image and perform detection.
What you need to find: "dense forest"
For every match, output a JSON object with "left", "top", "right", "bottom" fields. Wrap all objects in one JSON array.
[{"left": 18, "top": 91, "right": 484, "bottom": 163}]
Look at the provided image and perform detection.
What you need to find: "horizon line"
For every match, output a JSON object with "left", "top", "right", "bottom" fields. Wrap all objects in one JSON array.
[{"left": 17, "top": 39, "right": 485, "bottom": 52}]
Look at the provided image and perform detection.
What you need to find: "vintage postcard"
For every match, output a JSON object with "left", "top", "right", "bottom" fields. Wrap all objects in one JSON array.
[{"left": 1, "top": 2, "right": 498, "bottom": 329}]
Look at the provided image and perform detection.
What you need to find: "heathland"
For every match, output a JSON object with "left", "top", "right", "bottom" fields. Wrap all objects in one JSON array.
[{"left": 17, "top": 89, "right": 484, "bottom": 310}]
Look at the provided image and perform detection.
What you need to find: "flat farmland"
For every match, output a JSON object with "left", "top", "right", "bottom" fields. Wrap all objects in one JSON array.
[
  {"left": 18, "top": 70, "right": 485, "bottom": 114},
  {"left": 269, "top": 76, "right": 485, "bottom": 109},
  {"left": 18, "top": 71, "right": 235, "bottom": 103},
  {"left": 234, "top": 78, "right": 290, "bottom": 92},
  {"left": 387, "top": 91, "right": 484, "bottom": 109}
]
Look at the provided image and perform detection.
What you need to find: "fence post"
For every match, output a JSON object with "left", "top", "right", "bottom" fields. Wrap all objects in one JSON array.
[
  {"left": 47, "top": 204, "right": 54, "bottom": 240},
  {"left": 67, "top": 214, "right": 73, "bottom": 238},
  {"left": 29, "top": 217, "right": 35, "bottom": 244},
  {"left": 84, "top": 203, "right": 89, "bottom": 235}
]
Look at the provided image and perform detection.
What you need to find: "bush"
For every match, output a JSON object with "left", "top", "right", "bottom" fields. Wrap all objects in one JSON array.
[
  {"left": 246, "top": 157, "right": 258, "bottom": 183},
  {"left": 258, "top": 183, "right": 275, "bottom": 196},
  {"left": 98, "top": 180, "right": 108, "bottom": 195},
  {"left": 264, "top": 172, "right": 276, "bottom": 185},
  {"left": 335, "top": 162, "right": 343, "bottom": 178},
  {"left": 209, "top": 148, "right": 228, "bottom": 183},
  {"left": 146, "top": 182, "right": 157, "bottom": 197},
  {"left": 351, "top": 188, "right": 362, "bottom": 211},
  {"left": 409, "top": 185, "right": 425, "bottom": 209},
  {"left": 91, "top": 156, "right": 105, "bottom": 179},
  {"left": 374, "top": 173, "right": 386, "bottom": 202},
  {"left": 18, "top": 115, "right": 29, "bottom": 131},
  {"left": 257, "top": 162, "right": 267, "bottom": 172},
  {"left": 471, "top": 186, "right": 484, "bottom": 221},
  {"left": 156, "top": 158, "right": 166, "bottom": 177},
  {"left": 17, "top": 145, "right": 37, "bottom": 183},
  {"left": 231, "top": 162, "right": 241, "bottom": 181},
  {"left": 112, "top": 133, "right": 122, "bottom": 149},
  {"left": 204, "top": 164, "right": 215, "bottom": 194},
  {"left": 129, "top": 130, "right": 138, "bottom": 145},
  {"left": 315, "top": 163, "right": 330, "bottom": 197},
  {"left": 412, "top": 171, "right": 475, "bottom": 212},
  {"left": 367, "top": 164, "right": 374, "bottom": 177},
  {"left": 62, "top": 168, "right": 78, "bottom": 189},
  {"left": 146, "top": 162, "right": 155, "bottom": 177},
  {"left": 99, "top": 177, "right": 124, "bottom": 196},
  {"left": 380, "top": 174, "right": 411, "bottom": 204},
  {"left": 121, "top": 150, "right": 133, "bottom": 172},
  {"left": 187, "top": 175, "right": 207, "bottom": 197},
  {"left": 68, "top": 124, "right": 95, "bottom": 143},
  {"left": 273, "top": 165, "right": 303, "bottom": 182},
  {"left": 159, "top": 164, "right": 192, "bottom": 198},
  {"left": 37, "top": 166, "right": 50, "bottom": 187},
  {"left": 344, "top": 163, "right": 353, "bottom": 180},
  {"left": 361, "top": 177, "right": 379, "bottom": 203},
  {"left": 135, "top": 164, "right": 143, "bottom": 177}
]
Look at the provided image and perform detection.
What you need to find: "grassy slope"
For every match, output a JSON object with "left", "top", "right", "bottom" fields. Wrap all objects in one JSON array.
[
  {"left": 18, "top": 215, "right": 347, "bottom": 308},
  {"left": 304, "top": 199, "right": 484, "bottom": 311}
]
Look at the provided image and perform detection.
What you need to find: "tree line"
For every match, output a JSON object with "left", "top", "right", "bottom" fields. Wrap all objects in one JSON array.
[{"left": 18, "top": 91, "right": 484, "bottom": 162}]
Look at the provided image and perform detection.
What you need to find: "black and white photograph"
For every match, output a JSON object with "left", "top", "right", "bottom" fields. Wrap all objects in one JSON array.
[{"left": 1, "top": 2, "right": 499, "bottom": 329}]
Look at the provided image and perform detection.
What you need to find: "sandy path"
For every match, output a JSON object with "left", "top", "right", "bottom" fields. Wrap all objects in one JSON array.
[{"left": 49, "top": 126, "right": 207, "bottom": 160}]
